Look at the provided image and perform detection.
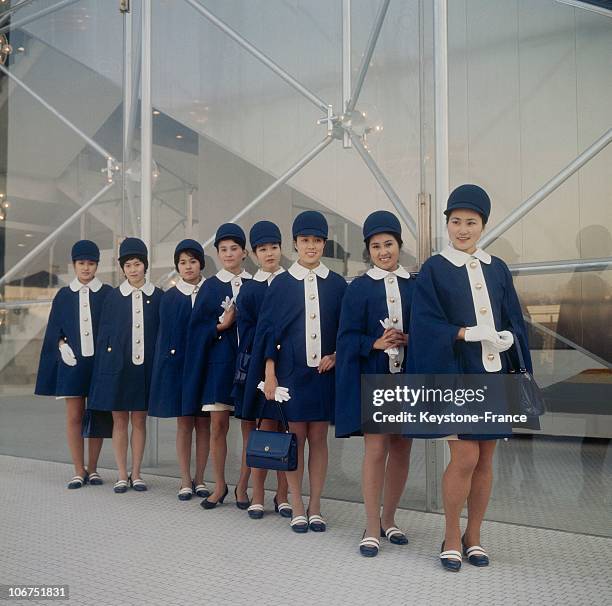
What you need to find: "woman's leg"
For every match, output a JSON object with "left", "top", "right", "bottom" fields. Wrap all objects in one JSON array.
[
  {"left": 362, "top": 434, "right": 389, "bottom": 538},
  {"left": 305, "top": 421, "right": 329, "bottom": 516},
  {"left": 380, "top": 436, "right": 412, "bottom": 530},
  {"left": 236, "top": 419, "right": 255, "bottom": 501},
  {"left": 249, "top": 418, "right": 278, "bottom": 506},
  {"left": 176, "top": 416, "right": 195, "bottom": 487},
  {"left": 208, "top": 410, "right": 230, "bottom": 500},
  {"left": 193, "top": 415, "right": 211, "bottom": 486},
  {"left": 464, "top": 440, "right": 497, "bottom": 546},
  {"left": 87, "top": 436, "right": 104, "bottom": 474},
  {"left": 442, "top": 440, "right": 480, "bottom": 551},
  {"left": 111, "top": 411, "right": 130, "bottom": 481},
  {"left": 130, "top": 411, "right": 147, "bottom": 479},
  {"left": 285, "top": 422, "right": 308, "bottom": 517},
  {"left": 65, "top": 397, "right": 86, "bottom": 476}
]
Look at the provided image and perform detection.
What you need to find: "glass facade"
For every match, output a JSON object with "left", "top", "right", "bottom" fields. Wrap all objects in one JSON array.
[{"left": 0, "top": 0, "right": 609, "bottom": 536}]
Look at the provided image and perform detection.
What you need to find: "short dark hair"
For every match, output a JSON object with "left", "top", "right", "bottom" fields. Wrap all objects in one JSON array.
[
  {"left": 174, "top": 248, "right": 204, "bottom": 272},
  {"left": 445, "top": 211, "right": 487, "bottom": 226},
  {"left": 214, "top": 236, "right": 246, "bottom": 251},
  {"left": 365, "top": 232, "right": 403, "bottom": 250},
  {"left": 119, "top": 254, "right": 148, "bottom": 272}
]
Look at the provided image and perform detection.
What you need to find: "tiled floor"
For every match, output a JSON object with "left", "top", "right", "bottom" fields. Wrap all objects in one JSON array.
[{"left": 1, "top": 455, "right": 611, "bottom": 606}]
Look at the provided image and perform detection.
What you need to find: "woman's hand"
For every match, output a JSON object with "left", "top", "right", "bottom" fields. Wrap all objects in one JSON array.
[
  {"left": 318, "top": 353, "right": 336, "bottom": 373},
  {"left": 373, "top": 328, "right": 405, "bottom": 351},
  {"left": 216, "top": 305, "right": 236, "bottom": 332},
  {"left": 264, "top": 359, "right": 278, "bottom": 401}
]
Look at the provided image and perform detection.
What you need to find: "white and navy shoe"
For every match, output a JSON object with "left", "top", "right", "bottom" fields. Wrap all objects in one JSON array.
[
  {"left": 290, "top": 515, "right": 309, "bottom": 533},
  {"left": 247, "top": 504, "right": 265, "bottom": 519},
  {"left": 88, "top": 472, "right": 103, "bottom": 486},
  {"left": 359, "top": 533, "right": 380, "bottom": 558},
  {"left": 462, "top": 537, "right": 490, "bottom": 567},
  {"left": 307, "top": 512, "right": 326, "bottom": 532},
  {"left": 67, "top": 473, "right": 88, "bottom": 489},
  {"left": 381, "top": 525, "right": 409, "bottom": 545},
  {"left": 274, "top": 496, "right": 292, "bottom": 518},
  {"left": 177, "top": 484, "right": 193, "bottom": 501},
  {"left": 440, "top": 541, "right": 462, "bottom": 572},
  {"left": 129, "top": 475, "right": 147, "bottom": 492},
  {"left": 113, "top": 479, "right": 129, "bottom": 494},
  {"left": 194, "top": 482, "right": 210, "bottom": 498}
]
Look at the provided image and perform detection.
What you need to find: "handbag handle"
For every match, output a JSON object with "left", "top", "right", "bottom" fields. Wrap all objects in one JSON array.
[
  {"left": 256, "top": 399, "right": 291, "bottom": 433},
  {"left": 509, "top": 332, "right": 527, "bottom": 373}
]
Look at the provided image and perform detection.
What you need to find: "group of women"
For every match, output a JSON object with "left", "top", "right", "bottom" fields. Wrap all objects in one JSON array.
[{"left": 35, "top": 184, "right": 532, "bottom": 572}]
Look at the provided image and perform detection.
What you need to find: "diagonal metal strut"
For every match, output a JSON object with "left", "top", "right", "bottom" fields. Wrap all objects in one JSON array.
[
  {"left": 0, "top": 0, "right": 80, "bottom": 36},
  {"left": 183, "top": 0, "right": 330, "bottom": 114}
]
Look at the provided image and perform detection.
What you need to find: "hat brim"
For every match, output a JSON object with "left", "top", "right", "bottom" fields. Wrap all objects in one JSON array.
[
  {"left": 251, "top": 238, "right": 281, "bottom": 248},
  {"left": 363, "top": 226, "right": 402, "bottom": 241},
  {"left": 293, "top": 228, "right": 327, "bottom": 239},
  {"left": 444, "top": 202, "right": 487, "bottom": 217},
  {"left": 72, "top": 255, "right": 99, "bottom": 262}
]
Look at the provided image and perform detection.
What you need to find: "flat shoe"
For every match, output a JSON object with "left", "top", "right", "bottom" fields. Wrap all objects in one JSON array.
[
  {"left": 290, "top": 515, "right": 309, "bottom": 533},
  {"left": 307, "top": 512, "right": 326, "bottom": 532},
  {"left": 129, "top": 476, "right": 147, "bottom": 492},
  {"left": 274, "top": 496, "right": 292, "bottom": 518},
  {"left": 88, "top": 472, "right": 103, "bottom": 486},
  {"left": 177, "top": 485, "right": 193, "bottom": 501},
  {"left": 440, "top": 541, "right": 462, "bottom": 572},
  {"left": 113, "top": 479, "right": 129, "bottom": 494},
  {"left": 359, "top": 532, "right": 380, "bottom": 557},
  {"left": 462, "top": 536, "right": 490, "bottom": 567},
  {"left": 193, "top": 482, "right": 210, "bottom": 498},
  {"left": 67, "top": 473, "right": 88, "bottom": 489},
  {"left": 381, "top": 525, "right": 409, "bottom": 545},
  {"left": 247, "top": 504, "right": 264, "bottom": 519}
]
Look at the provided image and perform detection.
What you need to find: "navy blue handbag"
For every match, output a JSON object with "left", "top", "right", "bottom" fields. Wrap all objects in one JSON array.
[{"left": 246, "top": 401, "right": 297, "bottom": 471}]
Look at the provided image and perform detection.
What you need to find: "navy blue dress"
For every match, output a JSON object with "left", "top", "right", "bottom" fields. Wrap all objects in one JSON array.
[
  {"left": 35, "top": 278, "right": 112, "bottom": 397},
  {"left": 88, "top": 281, "right": 162, "bottom": 412},
  {"left": 182, "top": 269, "right": 251, "bottom": 411},
  {"left": 233, "top": 269, "right": 285, "bottom": 420},
  {"left": 148, "top": 278, "right": 204, "bottom": 418},
  {"left": 243, "top": 263, "right": 347, "bottom": 423},
  {"left": 407, "top": 246, "right": 533, "bottom": 439},
  {"left": 335, "top": 268, "right": 415, "bottom": 437}
]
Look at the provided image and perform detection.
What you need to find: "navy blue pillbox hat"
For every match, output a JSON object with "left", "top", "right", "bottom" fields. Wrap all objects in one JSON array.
[
  {"left": 362, "top": 210, "right": 402, "bottom": 241},
  {"left": 214, "top": 223, "right": 246, "bottom": 248},
  {"left": 249, "top": 221, "right": 282, "bottom": 249},
  {"left": 292, "top": 210, "right": 328, "bottom": 239},
  {"left": 71, "top": 240, "right": 100, "bottom": 263},
  {"left": 174, "top": 239, "right": 205, "bottom": 270},
  {"left": 119, "top": 237, "right": 148, "bottom": 261},
  {"left": 444, "top": 184, "right": 491, "bottom": 222}
]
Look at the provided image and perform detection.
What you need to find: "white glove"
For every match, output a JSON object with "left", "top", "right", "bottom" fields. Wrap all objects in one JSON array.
[
  {"left": 488, "top": 330, "right": 514, "bottom": 352},
  {"left": 257, "top": 381, "right": 291, "bottom": 403},
  {"left": 379, "top": 319, "right": 399, "bottom": 357},
  {"left": 59, "top": 342, "right": 77, "bottom": 366},
  {"left": 464, "top": 324, "right": 498, "bottom": 343},
  {"left": 218, "top": 296, "right": 235, "bottom": 323}
]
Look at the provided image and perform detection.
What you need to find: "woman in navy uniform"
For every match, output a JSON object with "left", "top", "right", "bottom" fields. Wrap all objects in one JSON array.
[
  {"left": 88, "top": 238, "right": 163, "bottom": 493},
  {"left": 335, "top": 211, "right": 415, "bottom": 557},
  {"left": 233, "top": 220, "right": 290, "bottom": 520},
  {"left": 408, "top": 185, "right": 532, "bottom": 571},
  {"left": 187, "top": 223, "right": 252, "bottom": 509},
  {"left": 35, "top": 240, "right": 112, "bottom": 489},
  {"left": 244, "top": 210, "right": 347, "bottom": 533},
  {"left": 148, "top": 239, "right": 211, "bottom": 501}
]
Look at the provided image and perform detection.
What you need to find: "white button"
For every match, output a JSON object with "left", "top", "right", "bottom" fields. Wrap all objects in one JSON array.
[
  {"left": 479, "top": 307, "right": 487, "bottom": 315},
  {"left": 135, "top": 293, "right": 141, "bottom": 298},
  {"left": 83, "top": 303, "right": 88, "bottom": 307},
  {"left": 135, "top": 354, "right": 141, "bottom": 360},
  {"left": 146, "top": 300, "right": 151, "bottom": 304},
  {"left": 487, "top": 354, "right": 495, "bottom": 361},
  {"left": 218, "top": 335, "right": 222, "bottom": 340},
  {"left": 310, "top": 313, "right": 317, "bottom": 319},
  {"left": 389, "top": 297, "right": 396, "bottom": 303},
  {"left": 393, "top": 361, "right": 400, "bottom": 367},
  {"left": 388, "top": 277, "right": 395, "bottom": 283},
  {"left": 308, "top": 275, "right": 314, "bottom": 281},
  {"left": 311, "top": 353, "right": 318, "bottom": 359},
  {"left": 309, "top": 294, "right": 316, "bottom": 300},
  {"left": 276, "top": 344, "right": 281, "bottom": 350},
  {"left": 234, "top": 280, "right": 240, "bottom": 286},
  {"left": 475, "top": 283, "right": 483, "bottom": 290},
  {"left": 311, "top": 333, "right": 317, "bottom": 339},
  {"left": 136, "top": 339, "right": 141, "bottom": 344},
  {"left": 170, "top": 349, "right": 176, "bottom": 355},
  {"left": 392, "top": 317, "right": 398, "bottom": 324},
  {"left": 469, "top": 261, "right": 477, "bottom": 268},
  {"left": 84, "top": 331, "right": 90, "bottom": 336},
  {"left": 107, "top": 347, "right": 112, "bottom": 352},
  {"left": 136, "top": 309, "right": 141, "bottom": 314},
  {"left": 136, "top": 323, "right": 141, "bottom": 328},
  {"left": 83, "top": 317, "right": 88, "bottom": 322}
]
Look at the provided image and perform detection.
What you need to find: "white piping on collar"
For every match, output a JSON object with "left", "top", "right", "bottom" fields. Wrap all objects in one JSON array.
[
  {"left": 70, "top": 277, "right": 103, "bottom": 292},
  {"left": 439, "top": 244, "right": 491, "bottom": 267},
  {"left": 216, "top": 268, "right": 252, "bottom": 282},
  {"left": 366, "top": 265, "right": 411, "bottom": 280},
  {"left": 288, "top": 261, "right": 329, "bottom": 280},
  {"left": 175, "top": 276, "right": 205, "bottom": 296},
  {"left": 119, "top": 279, "right": 155, "bottom": 296}
]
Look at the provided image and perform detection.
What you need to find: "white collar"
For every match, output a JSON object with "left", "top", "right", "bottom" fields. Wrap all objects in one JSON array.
[
  {"left": 253, "top": 267, "right": 285, "bottom": 283},
  {"left": 288, "top": 261, "right": 329, "bottom": 280},
  {"left": 366, "top": 265, "right": 411, "bottom": 280},
  {"left": 119, "top": 279, "right": 155, "bottom": 296},
  {"left": 216, "top": 268, "right": 252, "bottom": 283},
  {"left": 439, "top": 245, "right": 491, "bottom": 267},
  {"left": 175, "top": 276, "right": 205, "bottom": 296},
  {"left": 70, "top": 277, "right": 103, "bottom": 292}
]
